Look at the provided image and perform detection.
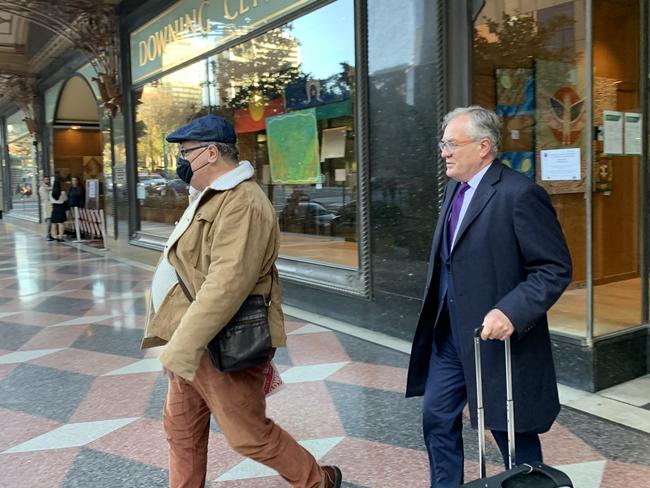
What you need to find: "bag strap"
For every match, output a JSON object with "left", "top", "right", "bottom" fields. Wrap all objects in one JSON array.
[
  {"left": 175, "top": 271, "right": 194, "bottom": 302},
  {"left": 175, "top": 268, "right": 274, "bottom": 306},
  {"left": 265, "top": 266, "right": 275, "bottom": 307}
]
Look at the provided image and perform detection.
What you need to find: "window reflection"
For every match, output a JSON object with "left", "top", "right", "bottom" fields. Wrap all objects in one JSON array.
[
  {"left": 473, "top": 1, "right": 588, "bottom": 337},
  {"left": 474, "top": 0, "right": 645, "bottom": 338},
  {"left": 135, "top": 62, "right": 204, "bottom": 227},
  {"left": 135, "top": 0, "right": 357, "bottom": 268},
  {"left": 8, "top": 118, "right": 38, "bottom": 221},
  {"left": 590, "top": 0, "right": 642, "bottom": 336}
]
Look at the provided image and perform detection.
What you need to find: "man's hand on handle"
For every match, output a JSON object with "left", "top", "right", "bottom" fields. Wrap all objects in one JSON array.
[{"left": 480, "top": 309, "right": 514, "bottom": 341}]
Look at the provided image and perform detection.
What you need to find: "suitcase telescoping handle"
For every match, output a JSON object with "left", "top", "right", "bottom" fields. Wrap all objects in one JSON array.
[{"left": 473, "top": 327, "right": 516, "bottom": 478}]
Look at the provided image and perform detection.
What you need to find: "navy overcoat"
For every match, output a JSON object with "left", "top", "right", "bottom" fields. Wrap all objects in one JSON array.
[{"left": 406, "top": 161, "right": 572, "bottom": 433}]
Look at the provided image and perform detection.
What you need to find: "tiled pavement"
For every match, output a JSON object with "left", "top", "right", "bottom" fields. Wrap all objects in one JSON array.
[{"left": 1, "top": 223, "right": 650, "bottom": 487}]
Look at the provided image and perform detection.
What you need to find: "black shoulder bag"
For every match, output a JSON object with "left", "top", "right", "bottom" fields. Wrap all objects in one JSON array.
[{"left": 175, "top": 271, "right": 273, "bottom": 373}]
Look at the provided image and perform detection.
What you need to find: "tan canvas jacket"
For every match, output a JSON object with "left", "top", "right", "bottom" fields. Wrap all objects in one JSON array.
[
  {"left": 39, "top": 183, "right": 52, "bottom": 217},
  {"left": 142, "top": 176, "right": 286, "bottom": 381}
]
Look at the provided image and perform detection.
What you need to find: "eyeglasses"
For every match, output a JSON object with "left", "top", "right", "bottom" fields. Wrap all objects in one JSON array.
[
  {"left": 438, "top": 139, "right": 476, "bottom": 154},
  {"left": 179, "top": 143, "right": 212, "bottom": 159}
]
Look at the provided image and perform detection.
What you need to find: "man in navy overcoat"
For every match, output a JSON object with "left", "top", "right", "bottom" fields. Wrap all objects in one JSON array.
[{"left": 406, "top": 106, "right": 572, "bottom": 487}]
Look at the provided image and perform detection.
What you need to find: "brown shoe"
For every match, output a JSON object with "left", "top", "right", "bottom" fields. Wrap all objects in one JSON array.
[{"left": 319, "top": 465, "right": 342, "bottom": 488}]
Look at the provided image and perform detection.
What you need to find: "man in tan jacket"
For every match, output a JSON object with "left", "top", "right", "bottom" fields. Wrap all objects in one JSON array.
[
  {"left": 38, "top": 175, "right": 53, "bottom": 240},
  {"left": 142, "top": 114, "right": 342, "bottom": 488}
]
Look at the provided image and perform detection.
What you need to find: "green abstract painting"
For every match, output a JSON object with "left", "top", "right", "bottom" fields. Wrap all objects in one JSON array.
[{"left": 266, "top": 109, "right": 320, "bottom": 185}]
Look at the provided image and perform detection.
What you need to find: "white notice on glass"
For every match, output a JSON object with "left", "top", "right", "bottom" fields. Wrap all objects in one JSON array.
[
  {"left": 320, "top": 127, "right": 347, "bottom": 161},
  {"left": 335, "top": 169, "right": 347, "bottom": 182},
  {"left": 603, "top": 111, "right": 623, "bottom": 155},
  {"left": 540, "top": 148, "right": 581, "bottom": 181},
  {"left": 624, "top": 112, "right": 642, "bottom": 155},
  {"left": 114, "top": 167, "right": 126, "bottom": 184},
  {"left": 87, "top": 179, "right": 98, "bottom": 198}
]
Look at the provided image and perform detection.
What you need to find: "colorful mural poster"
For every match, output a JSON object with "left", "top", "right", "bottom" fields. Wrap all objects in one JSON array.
[
  {"left": 496, "top": 68, "right": 534, "bottom": 116},
  {"left": 501, "top": 152, "right": 535, "bottom": 180},
  {"left": 535, "top": 60, "right": 586, "bottom": 150},
  {"left": 266, "top": 109, "right": 320, "bottom": 185},
  {"left": 495, "top": 68, "right": 535, "bottom": 181},
  {"left": 535, "top": 59, "right": 586, "bottom": 193}
]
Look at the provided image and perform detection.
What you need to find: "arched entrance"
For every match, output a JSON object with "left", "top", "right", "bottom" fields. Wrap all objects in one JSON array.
[{"left": 51, "top": 75, "right": 103, "bottom": 214}]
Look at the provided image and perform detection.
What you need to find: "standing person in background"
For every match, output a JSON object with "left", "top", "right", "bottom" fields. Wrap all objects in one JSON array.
[
  {"left": 49, "top": 177, "right": 68, "bottom": 242},
  {"left": 39, "top": 175, "right": 53, "bottom": 241},
  {"left": 68, "top": 176, "right": 85, "bottom": 209}
]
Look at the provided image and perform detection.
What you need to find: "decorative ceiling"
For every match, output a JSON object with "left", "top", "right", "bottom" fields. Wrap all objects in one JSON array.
[
  {"left": 0, "top": 1, "right": 121, "bottom": 118},
  {"left": 0, "top": 13, "right": 27, "bottom": 72}
]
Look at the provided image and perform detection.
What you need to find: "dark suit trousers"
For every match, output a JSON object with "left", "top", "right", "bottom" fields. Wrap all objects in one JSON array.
[{"left": 422, "top": 313, "right": 543, "bottom": 487}]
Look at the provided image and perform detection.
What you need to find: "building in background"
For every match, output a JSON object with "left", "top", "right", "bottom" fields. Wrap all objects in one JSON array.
[{"left": 0, "top": 0, "right": 648, "bottom": 391}]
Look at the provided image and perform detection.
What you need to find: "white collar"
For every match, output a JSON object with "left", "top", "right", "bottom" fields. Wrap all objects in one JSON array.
[
  {"left": 188, "top": 160, "right": 254, "bottom": 198},
  {"left": 466, "top": 162, "right": 492, "bottom": 189},
  {"left": 209, "top": 160, "right": 254, "bottom": 190}
]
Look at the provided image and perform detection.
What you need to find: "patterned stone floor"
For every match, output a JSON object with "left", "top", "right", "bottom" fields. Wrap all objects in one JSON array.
[{"left": 1, "top": 224, "right": 650, "bottom": 488}]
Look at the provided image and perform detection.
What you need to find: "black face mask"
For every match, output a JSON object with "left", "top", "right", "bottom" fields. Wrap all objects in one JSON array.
[
  {"left": 176, "top": 155, "right": 193, "bottom": 185},
  {"left": 176, "top": 146, "right": 211, "bottom": 185}
]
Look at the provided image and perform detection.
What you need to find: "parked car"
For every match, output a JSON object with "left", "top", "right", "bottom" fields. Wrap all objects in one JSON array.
[
  {"left": 159, "top": 178, "right": 190, "bottom": 197},
  {"left": 280, "top": 200, "right": 339, "bottom": 235},
  {"left": 330, "top": 199, "right": 356, "bottom": 240},
  {"left": 139, "top": 175, "right": 167, "bottom": 188}
]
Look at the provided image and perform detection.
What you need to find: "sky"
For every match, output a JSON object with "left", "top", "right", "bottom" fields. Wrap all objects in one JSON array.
[{"left": 290, "top": 0, "right": 355, "bottom": 80}]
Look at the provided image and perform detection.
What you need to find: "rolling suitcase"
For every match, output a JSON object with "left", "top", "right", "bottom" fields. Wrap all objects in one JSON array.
[{"left": 462, "top": 328, "right": 573, "bottom": 487}]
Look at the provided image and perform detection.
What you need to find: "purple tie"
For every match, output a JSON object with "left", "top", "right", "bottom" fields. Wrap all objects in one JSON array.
[{"left": 447, "top": 182, "right": 470, "bottom": 250}]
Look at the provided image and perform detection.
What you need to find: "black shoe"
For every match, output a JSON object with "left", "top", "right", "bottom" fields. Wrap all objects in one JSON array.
[
  {"left": 56, "top": 238, "right": 64, "bottom": 242},
  {"left": 46, "top": 235, "right": 54, "bottom": 241}
]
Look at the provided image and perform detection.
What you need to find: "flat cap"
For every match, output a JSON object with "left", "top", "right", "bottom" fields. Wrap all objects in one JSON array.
[{"left": 166, "top": 114, "right": 237, "bottom": 144}]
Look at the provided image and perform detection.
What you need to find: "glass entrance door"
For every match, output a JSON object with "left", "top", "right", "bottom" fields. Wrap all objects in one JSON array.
[
  {"left": 472, "top": 0, "right": 589, "bottom": 338},
  {"left": 591, "top": 0, "right": 643, "bottom": 336},
  {"left": 471, "top": 0, "right": 646, "bottom": 339}
]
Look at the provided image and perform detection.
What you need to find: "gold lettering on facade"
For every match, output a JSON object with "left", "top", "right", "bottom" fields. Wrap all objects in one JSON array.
[
  {"left": 138, "top": 5, "right": 214, "bottom": 68},
  {"left": 224, "top": 0, "right": 271, "bottom": 22},
  {"left": 138, "top": 41, "right": 147, "bottom": 66},
  {"left": 176, "top": 17, "right": 185, "bottom": 35},
  {"left": 152, "top": 31, "right": 162, "bottom": 60},
  {"left": 136, "top": 0, "right": 291, "bottom": 74},
  {"left": 166, "top": 23, "right": 178, "bottom": 43},
  {"left": 147, "top": 36, "right": 157, "bottom": 62},
  {"left": 198, "top": 0, "right": 211, "bottom": 35},
  {"left": 185, "top": 10, "right": 198, "bottom": 34},
  {"left": 224, "top": 0, "right": 238, "bottom": 20}
]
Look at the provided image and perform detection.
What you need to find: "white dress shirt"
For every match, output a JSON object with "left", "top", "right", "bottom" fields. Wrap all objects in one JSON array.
[{"left": 450, "top": 163, "right": 492, "bottom": 249}]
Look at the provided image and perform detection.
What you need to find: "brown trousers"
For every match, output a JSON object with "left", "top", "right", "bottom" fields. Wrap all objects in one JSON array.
[{"left": 163, "top": 352, "right": 323, "bottom": 488}]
